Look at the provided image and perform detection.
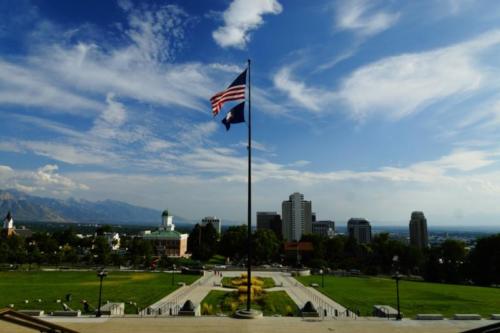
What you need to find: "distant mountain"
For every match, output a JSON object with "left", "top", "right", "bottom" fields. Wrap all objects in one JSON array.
[{"left": 0, "top": 189, "right": 191, "bottom": 225}]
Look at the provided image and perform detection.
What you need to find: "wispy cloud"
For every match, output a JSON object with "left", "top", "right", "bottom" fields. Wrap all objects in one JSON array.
[
  {"left": 0, "top": 60, "right": 102, "bottom": 113},
  {"left": 337, "top": 30, "right": 500, "bottom": 120},
  {"left": 212, "top": 0, "right": 283, "bottom": 49},
  {"left": 334, "top": 0, "right": 400, "bottom": 37},
  {"left": 273, "top": 66, "right": 332, "bottom": 112}
]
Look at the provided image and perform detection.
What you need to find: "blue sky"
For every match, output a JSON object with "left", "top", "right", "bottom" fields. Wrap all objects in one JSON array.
[{"left": 2, "top": 0, "right": 500, "bottom": 226}]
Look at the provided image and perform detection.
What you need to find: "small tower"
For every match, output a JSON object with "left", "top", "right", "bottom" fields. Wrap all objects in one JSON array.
[
  {"left": 2, "top": 211, "right": 15, "bottom": 237},
  {"left": 161, "top": 210, "right": 175, "bottom": 232}
]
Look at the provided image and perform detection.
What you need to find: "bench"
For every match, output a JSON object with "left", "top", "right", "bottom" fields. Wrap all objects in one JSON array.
[
  {"left": 416, "top": 314, "right": 444, "bottom": 320},
  {"left": 51, "top": 311, "right": 81, "bottom": 317},
  {"left": 491, "top": 314, "right": 500, "bottom": 320},
  {"left": 373, "top": 305, "right": 400, "bottom": 318},
  {"left": 453, "top": 314, "right": 481, "bottom": 320},
  {"left": 18, "top": 310, "right": 44, "bottom": 316}
]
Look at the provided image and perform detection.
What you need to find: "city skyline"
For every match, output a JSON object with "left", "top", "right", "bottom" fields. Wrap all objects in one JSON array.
[{"left": 2, "top": 1, "right": 500, "bottom": 226}]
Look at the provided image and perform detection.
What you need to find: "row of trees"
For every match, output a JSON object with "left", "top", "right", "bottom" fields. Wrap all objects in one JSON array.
[
  {"left": 2, "top": 223, "right": 500, "bottom": 286},
  {"left": 187, "top": 223, "right": 500, "bottom": 287}
]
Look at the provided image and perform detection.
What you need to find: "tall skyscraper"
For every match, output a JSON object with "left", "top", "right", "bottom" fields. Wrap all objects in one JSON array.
[
  {"left": 201, "top": 216, "right": 221, "bottom": 234},
  {"left": 256, "top": 212, "right": 282, "bottom": 239},
  {"left": 282, "top": 192, "right": 312, "bottom": 241},
  {"left": 409, "top": 211, "right": 429, "bottom": 249},
  {"left": 347, "top": 218, "right": 372, "bottom": 244}
]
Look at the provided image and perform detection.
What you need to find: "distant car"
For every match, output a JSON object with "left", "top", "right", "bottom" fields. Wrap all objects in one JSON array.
[{"left": 214, "top": 265, "right": 226, "bottom": 269}]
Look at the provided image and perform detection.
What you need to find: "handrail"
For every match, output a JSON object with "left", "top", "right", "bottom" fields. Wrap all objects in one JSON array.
[{"left": 0, "top": 308, "right": 79, "bottom": 333}]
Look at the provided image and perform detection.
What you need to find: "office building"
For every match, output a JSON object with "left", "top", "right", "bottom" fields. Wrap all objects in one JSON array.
[
  {"left": 409, "top": 211, "right": 429, "bottom": 250},
  {"left": 201, "top": 216, "right": 221, "bottom": 235},
  {"left": 282, "top": 192, "right": 312, "bottom": 241},
  {"left": 256, "top": 212, "right": 282, "bottom": 239},
  {"left": 312, "top": 220, "right": 335, "bottom": 238},
  {"left": 347, "top": 218, "right": 372, "bottom": 244}
]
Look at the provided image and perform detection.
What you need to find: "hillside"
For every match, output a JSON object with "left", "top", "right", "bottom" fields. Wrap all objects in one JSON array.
[{"left": 0, "top": 189, "right": 168, "bottom": 224}]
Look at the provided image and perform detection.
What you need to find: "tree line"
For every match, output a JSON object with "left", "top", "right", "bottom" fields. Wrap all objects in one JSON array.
[{"left": 1, "top": 223, "right": 500, "bottom": 286}]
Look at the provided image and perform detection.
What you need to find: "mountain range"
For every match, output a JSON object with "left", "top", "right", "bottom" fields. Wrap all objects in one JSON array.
[{"left": 0, "top": 189, "right": 191, "bottom": 225}]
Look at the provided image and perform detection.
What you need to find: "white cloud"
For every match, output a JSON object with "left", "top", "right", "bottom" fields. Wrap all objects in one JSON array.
[
  {"left": 34, "top": 164, "right": 89, "bottom": 190},
  {"left": 0, "top": 164, "right": 88, "bottom": 194},
  {"left": 335, "top": 0, "right": 400, "bottom": 37},
  {"left": 212, "top": 0, "right": 282, "bottom": 49},
  {"left": 273, "top": 66, "right": 331, "bottom": 112},
  {"left": 90, "top": 93, "right": 127, "bottom": 140},
  {"left": 0, "top": 3, "right": 221, "bottom": 114},
  {"left": 0, "top": 60, "right": 102, "bottom": 113},
  {"left": 52, "top": 147, "right": 500, "bottom": 224},
  {"left": 337, "top": 30, "right": 500, "bottom": 120},
  {"left": 209, "top": 63, "right": 244, "bottom": 73}
]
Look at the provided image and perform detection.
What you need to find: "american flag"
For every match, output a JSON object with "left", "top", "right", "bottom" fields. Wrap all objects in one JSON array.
[{"left": 210, "top": 69, "right": 247, "bottom": 116}]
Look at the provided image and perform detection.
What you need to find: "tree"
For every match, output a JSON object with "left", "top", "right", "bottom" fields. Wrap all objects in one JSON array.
[
  {"left": 468, "top": 234, "right": 500, "bottom": 286},
  {"left": 301, "top": 234, "right": 326, "bottom": 262},
  {"left": 187, "top": 223, "right": 218, "bottom": 261},
  {"left": 423, "top": 240, "right": 466, "bottom": 283},
  {"left": 325, "top": 236, "right": 345, "bottom": 266},
  {"left": 252, "top": 229, "right": 280, "bottom": 264},
  {"left": 219, "top": 225, "right": 247, "bottom": 261},
  {"left": 92, "top": 236, "right": 111, "bottom": 265}
]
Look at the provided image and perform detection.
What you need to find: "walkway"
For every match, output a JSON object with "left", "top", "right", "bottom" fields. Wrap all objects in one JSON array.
[{"left": 142, "top": 270, "right": 354, "bottom": 318}]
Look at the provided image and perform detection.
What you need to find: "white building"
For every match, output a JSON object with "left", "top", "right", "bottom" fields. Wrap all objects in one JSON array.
[
  {"left": 282, "top": 192, "right": 312, "bottom": 241},
  {"left": 201, "top": 216, "right": 221, "bottom": 234},
  {"left": 142, "top": 210, "right": 189, "bottom": 257},
  {"left": 103, "top": 232, "right": 121, "bottom": 251},
  {"left": 2, "top": 211, "right": 14, "bottom": 237}
]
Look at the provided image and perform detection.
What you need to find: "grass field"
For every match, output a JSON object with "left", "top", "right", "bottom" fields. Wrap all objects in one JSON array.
[
  {"left": 0, "top": 271, "right": 200, "bottom": 314},
  {"left": 297, "top": 275, "right": 500, "bottom": 318},
  {"left": 221, "top": 276, "right": 275, "bottom": 289},
  {"left": 201, "top": 290, "right": 298, "bottom": 316}
]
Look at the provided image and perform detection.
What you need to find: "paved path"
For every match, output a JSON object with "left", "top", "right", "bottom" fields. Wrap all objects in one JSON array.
[
  {"left": 142, "top": 271, "right": 223, "bottom": 315},
  {"left": 3, "top": 316, "right": 496, "bottom": 333},
  {"left": 143, "top": 270, "right": 353, "bottom": 318}
]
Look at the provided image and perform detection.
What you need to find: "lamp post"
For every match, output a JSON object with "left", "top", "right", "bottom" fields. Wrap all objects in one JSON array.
[
  {"left": 392, "top": 255, "right": 402, "bottom": 320},
  {"left": 319, "top": 269, "right": 324, "bottom": 288},
  {"left": 171, "top": 264, "right": 176, "bottom": 286},
  {"left": 96, "top": 269, "right": 107, "bottom": 317}
]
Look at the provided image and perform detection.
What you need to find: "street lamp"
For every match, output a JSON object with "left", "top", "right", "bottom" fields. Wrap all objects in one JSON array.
[
  {"left": 96, "top": 269, "right": 107, "bottom": 317},
  {"left": 171, "top": 264, "right": 176, "bottom": 286},
  {"left": 392, "top": 255, "right": 402, "bottom": 320},
  {"left": 319, "top": 269, "right": 324, "bottom": 288}
]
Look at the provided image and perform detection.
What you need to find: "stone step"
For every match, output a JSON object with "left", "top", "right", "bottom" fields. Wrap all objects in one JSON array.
[
  {"left": 416, "top": 314, "right": 444, "bottom": 320},
  {"left": 453, "top": 314, "right": 481, "bottom": 320}
]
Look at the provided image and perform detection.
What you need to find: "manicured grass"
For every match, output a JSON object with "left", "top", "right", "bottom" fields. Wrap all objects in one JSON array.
[
  {"left": 201, "top": 290, "right": 298, "bottom": 316},
  {"left": 206, "top": 255, "right": 226, "bottom": 265},
  {"left": 296, "top": 275, "right": 500, "bottom": 318},
  {"left": 221, "top": 276, "right": 275, "bottom": 289},
  {"left": 0, "top": 271, "right": 200, "bottom": 314}
]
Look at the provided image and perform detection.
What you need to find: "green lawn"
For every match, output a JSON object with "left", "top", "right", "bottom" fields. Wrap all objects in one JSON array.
[
  {"left": 201, "top": 290, "right": 298, "bottom": 316},
  {"left": 221, "top": 276, "right": 275, "bottom": 289},
  {"left": 296, "top": 275, "right": 500, "bottom": 318},
  {"left": 0, "top": 271, "right": 200, "bottom": 314}
]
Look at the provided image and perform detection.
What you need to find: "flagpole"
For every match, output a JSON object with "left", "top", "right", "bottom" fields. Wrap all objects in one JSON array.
[{"left": 246, "top": 58, "right": 252, "bottom": 312}]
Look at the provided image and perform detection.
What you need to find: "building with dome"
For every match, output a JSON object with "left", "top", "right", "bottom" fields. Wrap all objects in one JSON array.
[{"left": 141, "top": 210, "right": 188, "bottom": 257}]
